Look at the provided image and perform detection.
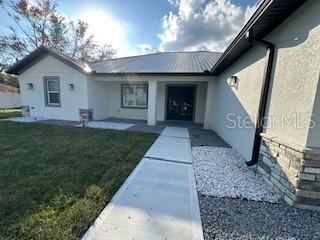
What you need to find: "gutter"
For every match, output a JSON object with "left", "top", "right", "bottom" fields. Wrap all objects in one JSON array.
[{"left": 245, "top": 30, "right": 275, "bottom": 166}]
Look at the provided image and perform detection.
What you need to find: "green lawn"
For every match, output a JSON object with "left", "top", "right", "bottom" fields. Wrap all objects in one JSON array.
[
  {"left": 0, "top": 108, "right": 21, "bottom": 119},
  {"left": 0, "top": 122, "right": 157, "bottom": 240}
]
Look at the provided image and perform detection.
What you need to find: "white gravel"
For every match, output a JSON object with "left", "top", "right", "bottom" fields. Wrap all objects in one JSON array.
[
  {"left": 4, "top": 116, "right": 47, "bottom": 122},
  {"left": 74, "top": 121, "right": 135, "bottom": 130},
  {"left": 192, "top": 146, "right": 280, "bottom": 203}
]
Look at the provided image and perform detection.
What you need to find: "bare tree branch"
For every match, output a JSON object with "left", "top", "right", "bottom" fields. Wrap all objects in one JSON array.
[{"left": 0, "top": 0, "right": 116, "bottom": 70}]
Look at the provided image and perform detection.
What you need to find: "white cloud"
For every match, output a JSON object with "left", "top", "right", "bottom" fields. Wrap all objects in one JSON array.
[
  {"left": 178, "top": 0, "right": 206, "bottom": 18},
  {"left": 138, "top": 44, "right": 158, "bottom": 55},
  {"left": 168, "top": 0, "right": 180, "bottom": 6},
  {"left": 160, "top": 0, "right": 259, "bottom": 52},
  {"left": 76, "top": 10, "right": 134, "bottom": 57}
]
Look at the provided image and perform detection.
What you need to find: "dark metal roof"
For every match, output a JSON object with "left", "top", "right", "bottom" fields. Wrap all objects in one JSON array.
[
  {"left": 6, "top": 46, "right": 92, "bottom": 75},
  {"left": 89, "top": 51, "right": 222, "bottom": 74},
  {"left": 210, "top": 0, "right": 308, "bottom": 75}
]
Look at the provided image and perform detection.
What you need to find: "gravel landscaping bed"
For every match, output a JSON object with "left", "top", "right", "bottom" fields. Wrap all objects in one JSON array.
[
  {"left": 192, "top": 146, "right": 280, "bottom": 203},
  {"left": 189, "top": 128, "right": 230, "bottom": 147},
  {"left": 199, "top": 194, "right": 320, "bottom": 240},
  {"left": 191, "top": 132, "right": 320, "bottom": 240}
]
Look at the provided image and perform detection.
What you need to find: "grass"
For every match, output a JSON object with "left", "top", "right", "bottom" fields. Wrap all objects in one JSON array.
[
  {"left": 0, "top": 108, "right": 21, "bottom": 119},
  {"left": 0, "top": 121, "right": 157, "bottom": 240}
]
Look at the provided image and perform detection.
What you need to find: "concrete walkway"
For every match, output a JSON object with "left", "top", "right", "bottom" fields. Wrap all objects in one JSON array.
[
  {"left": 145, "top": 127, "right": 192, "bottom": 164},
  {"left": 82, "top": 127, "right": 203, "bottom": 240}
]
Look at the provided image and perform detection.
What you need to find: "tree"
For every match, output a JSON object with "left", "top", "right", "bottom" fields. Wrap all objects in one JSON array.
[
  {"left": 0, "top": 0, "right": 116, "bottom": 71},
  {"left": 0, "top": 72, "right": 19, "bottom": 90},
  {"left": 68, "top": 20, "right": 116, "bottom": 62}
]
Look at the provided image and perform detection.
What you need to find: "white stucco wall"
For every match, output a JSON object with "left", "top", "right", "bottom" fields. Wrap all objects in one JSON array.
[
  {"left": 264, "top": 0, "right": 320, "bottom": 148},
  {"left": 205, "top": 0, "right": 320, "bottom": 160},
  {"left": 87, "top": 76, "right": 110, "bottom": 120},
  {"left": 195, "top": 82, "right": 207, "bottom": 123},
  {"left": 19, "top": 55, "right": 88, "bottom": 121},
  {"left": 204, "top": 79, "right": 217, "bottom": 129},
  {"left": 156, "top": 82, "right": 166, "bottom": 121},
  {"left": 212, "top": 47, "right": 266, "bottom": 160},
  {"left": 104, "top": 81, "right": 148, "bottom": 120},
  {"left": 0, "top": 92, "right": 21, "bottom": 108}
]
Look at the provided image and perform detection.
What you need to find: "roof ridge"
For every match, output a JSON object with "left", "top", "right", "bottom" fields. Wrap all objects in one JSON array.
[{"left": 90, "top": 51, "right": 222, "bottom": 64}]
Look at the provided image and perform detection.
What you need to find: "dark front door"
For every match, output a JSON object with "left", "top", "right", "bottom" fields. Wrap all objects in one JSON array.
[{"left": 166, "top": 86, "right": 195, "bottom": 121}]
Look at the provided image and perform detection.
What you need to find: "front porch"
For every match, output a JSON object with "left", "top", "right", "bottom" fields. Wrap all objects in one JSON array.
[
  {"left": 101, "top": 118, "right": 230, "bottom": 147},
  {"left": 27, "top": 115, "right": 228, "bottom": 147},
  {"left": 90, "top": 75, "right": 213, "bottom": 127},
  {"left": 98, "top": 118, "right": 202, "bottom": 134}
]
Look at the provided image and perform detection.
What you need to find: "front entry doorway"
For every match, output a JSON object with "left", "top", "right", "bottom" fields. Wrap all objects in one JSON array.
[{"left": 166, "top": 85, "right": 195, "bottom": 121}]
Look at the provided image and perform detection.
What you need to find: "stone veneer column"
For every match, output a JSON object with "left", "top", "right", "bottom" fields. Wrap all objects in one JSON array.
[
  {"left": 258, "top": 133, "right": 320, "bottom": 211},
  {"left": 21, "top": 105, "right": 30, "bottom": 117}
]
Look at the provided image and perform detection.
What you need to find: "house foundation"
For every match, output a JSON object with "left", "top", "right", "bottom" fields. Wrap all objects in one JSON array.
[{"left": 257, "top": 133, "right": 320, "bottom": 211}]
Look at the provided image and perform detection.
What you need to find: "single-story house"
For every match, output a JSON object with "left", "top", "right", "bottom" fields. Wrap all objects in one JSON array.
[
  {"left": 7, "top": 0, "right": 320, "bottom": 210},
  {"left": 7, "top": 48, "right": 219, "bottom": 125}
]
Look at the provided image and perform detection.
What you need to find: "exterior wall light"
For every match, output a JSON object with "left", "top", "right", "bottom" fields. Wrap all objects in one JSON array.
[
  {"left": 27, "top": 83, "right": 34, "bottom": 90},
  {"left": 227, "top": 76, "right": 238, "bottom": 88},
  {"left": 68, "top": 83, "right": 75, "bottom": 91}
]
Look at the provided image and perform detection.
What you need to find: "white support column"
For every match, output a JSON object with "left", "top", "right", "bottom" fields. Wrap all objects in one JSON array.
[
  {"left": 204, "top": 80, "right": 215, "bottom": 129},
  {"left": 147, "top": 80, "right": 158, "bottom": 126}
]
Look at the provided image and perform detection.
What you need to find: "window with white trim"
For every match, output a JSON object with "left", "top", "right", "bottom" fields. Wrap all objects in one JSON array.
[
  {"left": 122, "top": 84, "right": 148, "bottom": 108},
  {"left": 44, "top": 77, "right": 61, "bottom": 106}
]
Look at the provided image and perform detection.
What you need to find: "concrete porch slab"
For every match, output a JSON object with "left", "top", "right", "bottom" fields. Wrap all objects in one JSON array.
[
  {"left": 145, "top": 135, "right": 192, "bottom": 163},
  {"left": 161, "top": 126, "right": 190, "bottom": 138},
  {"left": 83, "top": 158, "right": 203, "bottom": 240},
  {"left": 74, "top": 121, "right": 135, "bottom": 130},
  {"left": 3, "top": 116, "right": 48, "bottom": 123}
]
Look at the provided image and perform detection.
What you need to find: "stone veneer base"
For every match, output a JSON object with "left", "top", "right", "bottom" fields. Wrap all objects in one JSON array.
[
  {"left": 21, "top": 105, "right": 30, "bottom": 117},
  {"left": 258, "top": 133, "right": 320, "bottom": 211},
  {"left": 79, "top": 109, "right": 93, "bottom": 120}
]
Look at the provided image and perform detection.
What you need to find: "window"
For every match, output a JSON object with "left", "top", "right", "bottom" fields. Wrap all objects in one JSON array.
[
  {"left": 44, "top": 77, "right": 61, "bottom": 106},
  {"left": 122, "top": 84, "right": 148, "bottom": 108}
]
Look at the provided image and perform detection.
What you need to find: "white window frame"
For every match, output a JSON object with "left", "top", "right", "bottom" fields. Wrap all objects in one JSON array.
[
  {"left": 44, "top": 77, "right": 61, "bottom": 107},
  {"left": 121, "top": 84, "right": 148, "bottom": 109}
]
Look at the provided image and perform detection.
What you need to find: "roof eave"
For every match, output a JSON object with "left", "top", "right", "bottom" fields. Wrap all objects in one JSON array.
[
  {"left": 210, "top": 0, "right": 308, "bottom": 76},
  {"left": 6, "top": 46, "right": 93, "bottom": 75}
]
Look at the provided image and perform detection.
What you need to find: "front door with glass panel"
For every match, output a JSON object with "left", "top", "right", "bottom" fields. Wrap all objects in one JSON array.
[{"left": 166, "top": 86, "right": 195, "bottom": 121}]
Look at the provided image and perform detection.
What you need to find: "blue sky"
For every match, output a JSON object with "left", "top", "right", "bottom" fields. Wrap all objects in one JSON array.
[{"left": 0, "top": 0, "right": 259, "bottom": 57}]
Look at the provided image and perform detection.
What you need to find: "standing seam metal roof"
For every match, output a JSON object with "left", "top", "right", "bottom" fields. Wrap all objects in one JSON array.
[{"left": 89, "top": 51, "right": 222, "bottom": 74}]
